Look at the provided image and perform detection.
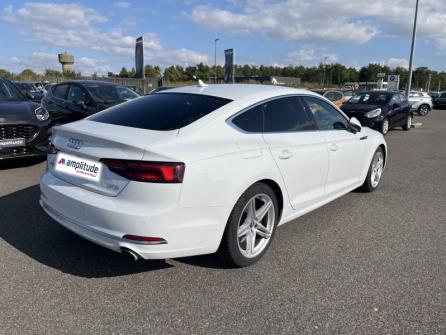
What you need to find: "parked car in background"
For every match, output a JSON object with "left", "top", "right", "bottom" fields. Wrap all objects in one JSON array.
[
  {"left": 433, "top": 92, "right": 446, "bottom": 108},
  {"left": 126, "top": 85, "right": 144, "bottom": 95},
  {"left": 341, "top": 91, "right": 412, "bottom": 135},
  {"left": 341, "top": 89, "right": 355, "bottom": 102},
  {"left": 40, "top": 84, "right": 387, "bottom": 267},
  {"left": 14, "top": 81, "right": 44, "bottom": 103},
  {"left": 149, "top": 86, "right": 175, "bottom": 94},
  {"left": 408, "top": 91, "right": 433, "bottom": 116},
  {"left": 323, "top": 90, "right": 345, "bottom": 107},
  {"left": 42, "top": 80, "right": 141, "bottom": 125},
  {"left": 428, "top": 91, "right": 441, "bottom": 101},
  {"left": 0, "top": 77, "right": 50, "bottom": 160}
]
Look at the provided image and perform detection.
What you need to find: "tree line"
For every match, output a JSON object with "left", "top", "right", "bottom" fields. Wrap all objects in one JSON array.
[{"left": 1, "top": 63, "right": 445, "bottom": 90}]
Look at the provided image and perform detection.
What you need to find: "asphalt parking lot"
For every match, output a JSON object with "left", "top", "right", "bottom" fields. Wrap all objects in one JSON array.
[{"left": 1, "top": 110, "right": 446, "bottom": 335}]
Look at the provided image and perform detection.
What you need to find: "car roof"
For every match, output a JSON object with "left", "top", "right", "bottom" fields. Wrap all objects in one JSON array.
[
  {"left": 57, "top": 80, "right": 122, "bottom": 86},
  {"left": 358, "top": 90, "right": 396, "bottom": 95},
  {"left": 160, "top": 84, "right": 314, "bottom": 100}
]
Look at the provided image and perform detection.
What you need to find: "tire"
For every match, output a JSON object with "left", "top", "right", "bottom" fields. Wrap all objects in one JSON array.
[
  {"left": 381, "top": 118, "right": 389, "bottom": 135},
  {"left": 217, "top": 183, "right": 279, "bottom": 267},
  {"left": 358, "top": 147, "right": 385, "bottom": 193},
  {"left": 418, "top": 104, "right": 430, "bottom": 116},
  {"left": 402, "top": 114, "right": 412, "bottom": 131}
]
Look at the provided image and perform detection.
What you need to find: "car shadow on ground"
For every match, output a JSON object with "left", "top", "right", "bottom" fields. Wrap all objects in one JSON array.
[
  {"left": 0, "top": 185, "right": 172, "bottom": 278},
  {"left": 0, "top": 156, "right": 46, "bottom": 170}
]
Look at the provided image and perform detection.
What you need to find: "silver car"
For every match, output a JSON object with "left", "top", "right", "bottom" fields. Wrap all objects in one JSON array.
[{"left": 408, "top": 91, "right": 433, "bottom": 116}]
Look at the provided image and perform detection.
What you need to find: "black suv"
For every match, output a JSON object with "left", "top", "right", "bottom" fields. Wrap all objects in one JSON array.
[
  {"left": 434, "top": 92, "right": 446, "bottom": 108},
  {"left": 341, "top": 91, "right": 412, "bottom": 135},
  {"left": 0, "top": 77, "right": 51, "bottom": 160},
  {"left": 41, "top": 80, "right": 141, "bottom": 125}
]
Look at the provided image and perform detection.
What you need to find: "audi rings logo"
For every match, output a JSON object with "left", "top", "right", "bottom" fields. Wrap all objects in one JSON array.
[{"left": 67, "top": 138, "right": 83, "bottom": 150}]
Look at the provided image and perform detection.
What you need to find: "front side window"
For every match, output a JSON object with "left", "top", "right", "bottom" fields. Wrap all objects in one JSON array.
[
  {"left": 390, "top": 94, "right": 401, "bottom": 105},
  {"left": 232, "top": 105, "right": 263, "bottom": 132},
  {"left": 302, "top": 96, "right": 348, "bottom": 131},
  {"left": 67, "top": 85, "right": 88, "bottom": 103},
  {"left": 399, "top": 94, "right": 407, "bottom": 103},
  {"left": 90, "top": 93, "right": 232, "bottom": 131},
  {"left": 263, "top": 96, "right": 316, "bottom": 132},
  {"left": 52, "top": 84, "right": 68, "bottom": 100}
]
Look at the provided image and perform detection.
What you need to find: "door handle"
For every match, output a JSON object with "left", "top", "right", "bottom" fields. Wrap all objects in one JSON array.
[
  {"left": 278, "top": 149, "right": 293, "bottom": 159},
  {"left": 328, "top": 143, "right": 339, "bottom": 152}
]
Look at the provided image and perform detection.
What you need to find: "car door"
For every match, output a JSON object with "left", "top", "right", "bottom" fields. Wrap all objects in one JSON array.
[
  {"left": 65, "top": 84, "right": 95, "bottom": 123},
  {"left": 301, "top": 96, "right": 367, "bottom": 196},
  {"left": 438, "top": 92, "right": 446, "bottom": 107},
  {"left": 399, "top": 93, "right": 411, "bottom": 121},
  {"left": 387, "top": 93, "right": 403, "bottom": 126},
  {"left": 261, "top": 96, "right": 330, "bottom": 212},
  {"left": 46, "top": 84, "right": 69, "bottom": 125}
]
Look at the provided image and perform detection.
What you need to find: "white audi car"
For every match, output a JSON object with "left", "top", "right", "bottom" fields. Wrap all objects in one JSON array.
[{"left": 40, "top": 84, "right": 387, "bottom": 267}]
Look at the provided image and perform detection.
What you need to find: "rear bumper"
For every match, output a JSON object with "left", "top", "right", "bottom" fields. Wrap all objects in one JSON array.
[{"left": 39, "top": 171, "right": 230, "bottom": 259}]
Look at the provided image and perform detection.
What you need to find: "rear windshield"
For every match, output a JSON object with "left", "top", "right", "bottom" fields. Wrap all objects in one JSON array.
[{"left": 89, "top": 93, "right": 232, "bottom": 131}]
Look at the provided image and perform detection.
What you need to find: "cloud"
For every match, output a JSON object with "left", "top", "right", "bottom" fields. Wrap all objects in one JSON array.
[
  {"left": 189, "top": 2, "right": 379, "bottom": 44},
  {"left": 113, "top": 2, "right": 131, "bottom": 9},
  {"left": 188, "top": 0, "right": 446, "bottom": 51},
  {"left": 387, "top": 57, "right": 409, "bottom": 69},
  {"left": 2, "top": 2, "right": 208, "bottom": 68},
  {"left": 287, "top": 48, "right": 338, "bottom": 65}
]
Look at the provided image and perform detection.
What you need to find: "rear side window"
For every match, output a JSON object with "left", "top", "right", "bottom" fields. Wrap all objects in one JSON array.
[
  {"left": 90, "top": 93, "right": 232, "bottom": 131},
  {"left": 263, "top": 96, "right": 316, "bottom": 132},
  {"left": 52, "top": 84, "right": 68, "bottom": 99},
  {"left": 232, "top": 105, "right": 263, "bottom": 132}
]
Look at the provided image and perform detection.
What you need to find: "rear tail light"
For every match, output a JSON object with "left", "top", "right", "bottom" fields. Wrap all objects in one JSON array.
[
  {"left": 123, "top": 234, "right": 167, "bottom": 244},
  {"left": 100, "top": 159, "right": 185, "bottom": 183}
]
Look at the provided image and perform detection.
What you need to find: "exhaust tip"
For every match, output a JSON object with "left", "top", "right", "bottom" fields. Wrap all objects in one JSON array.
[{"left": 121, "top": 247, "right": 141, "bottom": 261}]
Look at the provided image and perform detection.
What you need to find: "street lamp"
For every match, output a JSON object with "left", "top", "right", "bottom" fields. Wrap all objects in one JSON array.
[
  {"left": 406, "top": 0, "right": 419, "bottom": 97},
  {"left": 214, "top": 38, "right": 220, "bottom": 83}
]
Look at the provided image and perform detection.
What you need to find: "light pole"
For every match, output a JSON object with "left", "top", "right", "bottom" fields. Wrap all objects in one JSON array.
[
  {"left": 322, "top": 56, "right": 328, "bottom": 88},
  {"left": 214, "top": 38, "right": 220, "bottom": 83},
  {"left": 406, "top": 0, "right": 419, "bottom": 97}
]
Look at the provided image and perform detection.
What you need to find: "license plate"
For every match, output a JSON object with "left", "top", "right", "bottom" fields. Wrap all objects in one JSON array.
[
  {"left": 55, "top": 152, "right": 102, "bottom": 182},
  {"left": 0, "top": 138, "right": 25, "bottom": 148}
]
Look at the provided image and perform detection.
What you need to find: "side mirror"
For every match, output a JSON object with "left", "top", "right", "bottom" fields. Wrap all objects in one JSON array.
[
  {"left": 25, "top": 91, "right": 35, "bottom": 100},
  {"left": 392, "top": 103, "right": 401, "bottom": 109},
  {"left": 348, "top": 117, "right": 362, "bottom": 133}
]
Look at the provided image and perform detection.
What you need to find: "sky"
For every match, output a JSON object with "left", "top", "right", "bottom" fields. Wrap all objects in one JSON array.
[{"left": 1, "top": 0, "right": 446, "bottom": 75}]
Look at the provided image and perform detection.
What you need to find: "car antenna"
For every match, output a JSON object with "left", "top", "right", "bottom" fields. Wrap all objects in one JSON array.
[{"left": 197, "top": 79, "right": 208, "bottom": 88}]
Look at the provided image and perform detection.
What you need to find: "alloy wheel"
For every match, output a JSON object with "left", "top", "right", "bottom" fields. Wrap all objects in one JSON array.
[
  {"left": 370, "top": 151, "right": 384, "bottom": 188},
  {"left": 382, "top": 119, "right": 389, "bottom": 135},
  {"left": 419, "top": 105, "right": 429, "bottom": 116},
  {"left": 237, "top": 194, "right": 275, "bottom": 258}
]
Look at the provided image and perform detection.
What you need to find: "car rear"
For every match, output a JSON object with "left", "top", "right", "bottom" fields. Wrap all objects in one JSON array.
[{"left": 40, "top": 92, "right": 233, "bottom": 259}]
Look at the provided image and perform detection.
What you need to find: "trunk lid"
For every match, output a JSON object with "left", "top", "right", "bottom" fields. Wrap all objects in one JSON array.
[{"left": 49, "top": 120, "right": 179, "bottom": 196}]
